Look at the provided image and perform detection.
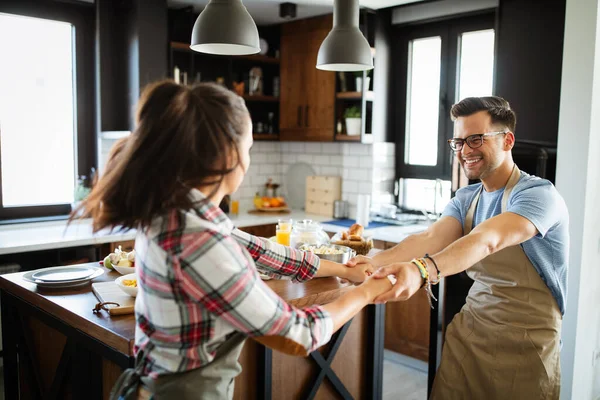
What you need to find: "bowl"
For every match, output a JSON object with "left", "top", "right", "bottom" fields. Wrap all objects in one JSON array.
[
  {"left": 114, "top": 263, "right": 135, "bottom": 275},
  {"left": 299, "top": 244, "right": 356, "bottom": 264},
  {"left": 115, "top": 273, "right": 138, "bottom": 297}
]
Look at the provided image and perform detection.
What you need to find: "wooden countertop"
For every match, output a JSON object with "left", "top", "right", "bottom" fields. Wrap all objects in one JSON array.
[{"left": 0, "top": 263, "right": 354, "bottom": 357}]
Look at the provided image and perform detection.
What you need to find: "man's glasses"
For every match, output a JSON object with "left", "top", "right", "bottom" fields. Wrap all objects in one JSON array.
[{"left": 447, "top": 131, "right": 507, "bottom": 152}]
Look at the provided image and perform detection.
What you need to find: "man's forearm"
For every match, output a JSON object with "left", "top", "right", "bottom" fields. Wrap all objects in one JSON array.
[
  {"left": 372, "top": 231, "right": 448, "bottom": 266},
  {"left": 428, "top": 231, "right": 492, "bottom": 277}
]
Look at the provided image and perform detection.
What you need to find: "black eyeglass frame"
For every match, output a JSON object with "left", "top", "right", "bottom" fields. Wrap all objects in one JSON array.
[{"left": 447, "top": 131, "right": 508, "bottom": 152}]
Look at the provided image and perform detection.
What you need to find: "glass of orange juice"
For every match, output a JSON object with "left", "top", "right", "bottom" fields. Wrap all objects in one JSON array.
[
  {"left": 278, "top": 219, "right": 293, "bottom": 231},
  {"left": 275, "top": 224, "right": 291, "bottom": 246}
]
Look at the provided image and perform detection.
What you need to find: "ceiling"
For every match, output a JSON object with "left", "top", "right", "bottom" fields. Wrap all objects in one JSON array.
[{"left": 167, "top": 0, "right": 425, "bottom": 25}]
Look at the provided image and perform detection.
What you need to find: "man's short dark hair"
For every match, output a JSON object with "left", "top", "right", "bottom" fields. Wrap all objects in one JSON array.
[{"left": 450, "top": 96, "right": 517, "bottom": 132}]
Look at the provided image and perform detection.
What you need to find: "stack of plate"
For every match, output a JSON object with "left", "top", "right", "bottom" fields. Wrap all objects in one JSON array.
[{"left": 22, "top": 265, "right": 104, "bottom": 289}]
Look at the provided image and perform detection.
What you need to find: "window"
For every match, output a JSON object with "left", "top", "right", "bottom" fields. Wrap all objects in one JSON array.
[
  {"left": 393, "top": 14, "right": 495, "bottom": 210},
  {"left": 0, "top": 2, "right": 94, "bottom": 220},
  {"left": 0, "top": 14, "right": 76, "bottom": 207}
]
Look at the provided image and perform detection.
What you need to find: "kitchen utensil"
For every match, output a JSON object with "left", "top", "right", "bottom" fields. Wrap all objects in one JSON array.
[
  {"left": 333, "top": 200, "right": 349, "bottom": 219},
  {"left": 285, "top": 162, "right": 316, "bottom": 210},
  {"left": 299, "top": 244, "right": 356, "bottom": 264}
]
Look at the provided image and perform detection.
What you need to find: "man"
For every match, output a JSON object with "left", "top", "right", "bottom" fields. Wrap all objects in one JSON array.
[{"left": 349, "top": 96, "right": 569, "bottom": 399}]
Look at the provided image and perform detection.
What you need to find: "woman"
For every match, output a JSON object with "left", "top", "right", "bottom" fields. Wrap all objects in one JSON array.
[{"left": 78, "top": 81, "right": 392, "bottom": 399}]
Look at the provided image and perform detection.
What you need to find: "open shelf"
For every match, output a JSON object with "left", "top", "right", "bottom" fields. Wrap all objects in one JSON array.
[
  {"left": 170, "top": 42, "right": 280, "bottom": 64},
  {"left": 334, "top": 134, "right": 362, "bottom": 142},
  {"left": 336, "top": 91, "right": 374, "bottom": 101},
  {"left": 242, "top": 95, "right": 279, "bottom": 102}
]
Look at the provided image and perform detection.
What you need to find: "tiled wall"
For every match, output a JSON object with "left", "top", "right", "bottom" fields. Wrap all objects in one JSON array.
[
  {"left": 237, "top": 141, "right": 396, "bottom": 218},
  {"left": 101, "top": 138, "right": 397, "bottom": 217}
]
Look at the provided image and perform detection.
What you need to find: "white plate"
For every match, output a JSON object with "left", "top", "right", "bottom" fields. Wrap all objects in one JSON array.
[
  {"left": 115, "top": 273, "right": 138, "bottom": 297},
  {"left": 285, "top": 162, "right": 316, "bottom": 210},
  {"left": 31, "top": 265, "right": 96, "bottom": 282},
  {"left": 23, "top": 266, "right": 104, "bottom": 288}
]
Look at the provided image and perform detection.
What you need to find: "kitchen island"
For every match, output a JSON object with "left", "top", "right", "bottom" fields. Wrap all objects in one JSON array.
[{"left": 0, "top": 264, "right": 384, "bottom": 400}]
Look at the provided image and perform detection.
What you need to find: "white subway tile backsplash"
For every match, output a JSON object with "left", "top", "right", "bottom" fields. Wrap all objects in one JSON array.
[
  {"left": 259, "top": 164, "right": 275, "bottom": 174},
  {"left": 251, "top": 153, "right": 267, "bottom": 163},
  {"left": 297, "top": 154, "right": 313, "bottom": 164},
  {"left": 289, "top": 142, "right": 305, "bottom": 153},
  {"left": 329, "top": 155, "right": 342, "bottom": 166},
  {"left": 280, "top": 142, "right": 290, "bottom": 152},
  {"left": 267, "top": 153, "right": 281, "bottom": 163},
  {"left": 305, "top": 143, "right": 322, "bottom": 154},
  {"left": 359, "top": 181, "right": 373, "bottom": 194},
  {"left": 343, "top": 180, "right": 359, "bottom": 193},
  {"left": 359, "top": 156, "right": 372, "bottom": 168},
  {"left": 313, "top": 155, "right": 330, "bottom": 165},
  {"left": 321, "top": 166, "right": 341, "bottom": 176}
]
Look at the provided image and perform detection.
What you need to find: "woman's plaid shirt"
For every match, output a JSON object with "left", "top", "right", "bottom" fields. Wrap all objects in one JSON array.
[{"left": 133, "top": 190, "right": 333, "bottom": 376}]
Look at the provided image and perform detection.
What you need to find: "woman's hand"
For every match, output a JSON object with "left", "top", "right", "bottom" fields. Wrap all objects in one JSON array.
[
  {"left": 345, "top": 255, "right": 379, "bottom": 272},
  {"left": 370, "top": 262, "right": 424, "bottom": 303},
  {"left": 341, "top": 260, "right": 375, "bottom": 283}
]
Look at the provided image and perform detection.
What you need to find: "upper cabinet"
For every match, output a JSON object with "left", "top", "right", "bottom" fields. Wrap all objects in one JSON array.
[{"left": 280, "top": 16, "right": 336, "bottom": 142}]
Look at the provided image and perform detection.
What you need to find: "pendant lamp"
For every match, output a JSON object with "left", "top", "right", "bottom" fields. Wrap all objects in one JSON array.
[
  {"left": 316, "top": 0, "right": 374, "bottom": 71},
  {"left": 191, "top": 0, "right": 260, "bottom": 55}
]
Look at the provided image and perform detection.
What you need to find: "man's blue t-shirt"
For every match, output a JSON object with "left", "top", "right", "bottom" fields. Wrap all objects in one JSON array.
[{"left": 442, "top": 170, "right": 570, "bottom": 315}]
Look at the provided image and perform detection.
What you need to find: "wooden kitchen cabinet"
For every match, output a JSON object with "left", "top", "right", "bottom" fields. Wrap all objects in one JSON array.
[
  {"left": 237, "top": 224, "right": 277, "bottom": 238},
  {"left": 280, "top": 15, "right": 336, "bottom": 142}
]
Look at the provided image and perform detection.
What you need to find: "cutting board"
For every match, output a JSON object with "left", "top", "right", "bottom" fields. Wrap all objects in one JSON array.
[
  {"left": 92, "top": 281, "right": 135, "bottom": 315},
  {"left": 247, "top": 209, "right": 291, "bottom": 215}
]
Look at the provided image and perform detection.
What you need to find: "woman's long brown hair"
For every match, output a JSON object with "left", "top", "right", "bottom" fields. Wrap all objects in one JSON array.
[{"left": 73, "top": 81, "right": 249, "bottom": 232}]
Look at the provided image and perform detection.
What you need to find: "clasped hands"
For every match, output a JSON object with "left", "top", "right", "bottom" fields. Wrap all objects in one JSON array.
[{"left": 341, "top": 255, "right": 423, "bottom": 303}]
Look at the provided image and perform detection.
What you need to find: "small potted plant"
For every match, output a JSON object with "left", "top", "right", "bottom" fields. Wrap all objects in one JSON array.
[{"left": 344, "top": 106, "right": 362, "bottom": 136}]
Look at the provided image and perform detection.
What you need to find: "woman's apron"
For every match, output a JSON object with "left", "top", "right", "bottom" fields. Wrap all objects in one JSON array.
[
  {"left": 430, "top": 166, "right": 562, "bottom": 400},
  {"left": 110, "top": 332, "right": 246, "bottom": 400}
]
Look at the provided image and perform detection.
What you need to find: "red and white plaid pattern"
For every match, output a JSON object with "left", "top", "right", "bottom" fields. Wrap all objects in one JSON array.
[{"left": 133, "top": 189, "right": 333, "bottom": 377}]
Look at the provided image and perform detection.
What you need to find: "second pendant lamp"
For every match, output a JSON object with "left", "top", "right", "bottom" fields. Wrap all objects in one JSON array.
[
  {"left": 190, "top": 0, "right": 260, "bottom": 55},
  {"left": 317, "top": 0, "right": 374, "bottom": 71}
]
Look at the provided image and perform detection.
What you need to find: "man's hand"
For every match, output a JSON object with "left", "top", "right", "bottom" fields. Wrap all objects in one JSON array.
[{"left": 371, "top": 262, "right": 424, "bottom": 303}]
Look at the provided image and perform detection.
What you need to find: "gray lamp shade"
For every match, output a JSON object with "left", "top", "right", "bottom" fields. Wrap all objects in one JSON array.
[
  {"left": 191, "top": 0, "right": 260, "bottom": 55},
  {"left": 316, "top": 0, "right": 374, "bottom": 71}
]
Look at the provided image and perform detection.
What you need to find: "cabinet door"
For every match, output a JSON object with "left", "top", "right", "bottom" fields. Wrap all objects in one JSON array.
[
  {"left": 280, "top": 32, "right": 307, "bottom": 136},
  {"left": 303, "top": 28, "right": 335, "bottom": 141},
  {"left": 279, "top": 15, "right": 336, "bottom": 142}
]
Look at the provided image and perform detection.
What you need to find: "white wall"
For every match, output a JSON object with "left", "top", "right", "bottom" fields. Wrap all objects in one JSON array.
[{"left": 557, "top": 0, "right": 600, "bottom": 398}]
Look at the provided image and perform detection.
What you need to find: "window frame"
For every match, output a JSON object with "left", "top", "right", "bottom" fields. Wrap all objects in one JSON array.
[
  {"left": 393, "top": 13, "right": 496, "bottom": 182},
  {"left": 0, "top": 1, "right": 95, "bottom": 221}
]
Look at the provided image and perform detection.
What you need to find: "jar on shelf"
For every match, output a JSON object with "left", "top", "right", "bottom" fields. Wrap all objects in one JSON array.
[{"left": 289, "top": 220, "right": 330, "bottom": 249}]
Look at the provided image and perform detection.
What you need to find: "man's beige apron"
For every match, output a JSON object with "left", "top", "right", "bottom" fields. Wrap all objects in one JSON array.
[
  {"left": 110, "top": 332, "right": 246, "bottom": 400},
  {"left": 430, "top": 166, "right": 562, "bottom": 400}
]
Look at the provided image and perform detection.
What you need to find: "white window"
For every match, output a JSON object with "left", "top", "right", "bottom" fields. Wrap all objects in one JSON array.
[{"left": 0, "top": 13, "right": 76, "bottom": 208}]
